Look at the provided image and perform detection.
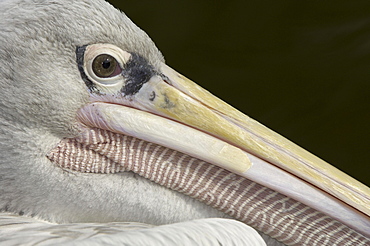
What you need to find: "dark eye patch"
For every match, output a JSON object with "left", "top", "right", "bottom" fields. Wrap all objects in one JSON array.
[{"left": 76, "top": 45, "right": 157, "bottom": 95}]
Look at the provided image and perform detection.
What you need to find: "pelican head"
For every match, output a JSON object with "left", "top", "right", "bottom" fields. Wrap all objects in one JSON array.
[
  {"left": 0, "top": 0, "right": 214, "bottom": 224},
  {"left": 0, "top": 0, "right": 369, "bottom": 245}
]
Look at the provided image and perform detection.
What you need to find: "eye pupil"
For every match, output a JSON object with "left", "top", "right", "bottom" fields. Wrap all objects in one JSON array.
[
  {"left": 102, "top": 60, "right": 111, "bottom": 69},
  {"left": 92, "top": 54, "right": 119, "bottom": 78}
]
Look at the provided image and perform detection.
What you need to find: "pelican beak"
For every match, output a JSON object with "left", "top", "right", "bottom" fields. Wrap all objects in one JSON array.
[{"left": 77, "top": 63, "right": 370, "bottom": 236}]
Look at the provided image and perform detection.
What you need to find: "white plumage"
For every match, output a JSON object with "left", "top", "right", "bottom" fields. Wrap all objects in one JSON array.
[{"left": 0, "top": 213, "right": 266, "bottom": 245}]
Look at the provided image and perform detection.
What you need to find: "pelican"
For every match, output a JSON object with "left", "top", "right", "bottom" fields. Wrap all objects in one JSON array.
[{"left": 0, "top": 0, "right": 369, "bottom": 245}]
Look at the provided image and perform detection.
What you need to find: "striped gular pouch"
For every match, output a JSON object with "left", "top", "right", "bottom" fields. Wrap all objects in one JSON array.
[{"left": 48, "top": 128, "right": 370, "bottom": 245}]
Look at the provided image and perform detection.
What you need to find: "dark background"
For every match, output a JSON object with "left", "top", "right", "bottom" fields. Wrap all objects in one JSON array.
[{"left": 107, "top": 1, "right": 370, "bottom": 186}]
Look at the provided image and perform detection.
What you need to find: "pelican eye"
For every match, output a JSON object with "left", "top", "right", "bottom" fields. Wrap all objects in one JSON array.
[
  {"left": 92, "top": 54, "right": 121, "bottom": 78},
  {"left": 79, "top": 44, "right": 131, "bottom": 92}
]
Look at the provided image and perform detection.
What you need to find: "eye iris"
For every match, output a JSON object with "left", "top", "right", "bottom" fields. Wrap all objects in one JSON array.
[{"left": 92, "top": 54, "right": 118, "bottom": 78}]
